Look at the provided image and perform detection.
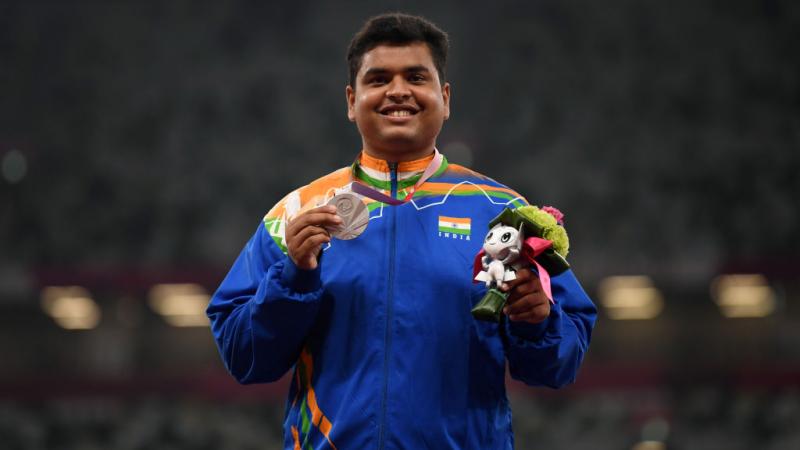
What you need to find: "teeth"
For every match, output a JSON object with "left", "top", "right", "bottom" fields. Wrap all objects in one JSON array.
[{"left": 387, "top": 110, "right": 412, "bottom": 117}]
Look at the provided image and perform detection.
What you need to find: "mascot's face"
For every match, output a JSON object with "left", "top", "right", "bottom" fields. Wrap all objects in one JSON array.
[{"left": 482, "top": 224, "right": 521, "bottom": 260}]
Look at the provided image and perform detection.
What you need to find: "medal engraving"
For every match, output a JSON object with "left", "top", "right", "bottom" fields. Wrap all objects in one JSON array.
[{"left": 327, "top": 193, "right": 369, "bottom": 240}]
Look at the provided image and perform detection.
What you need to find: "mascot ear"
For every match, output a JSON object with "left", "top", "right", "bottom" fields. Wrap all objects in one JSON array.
[{"left": 516, "top": 222, "right": 525, "bottom": 245}]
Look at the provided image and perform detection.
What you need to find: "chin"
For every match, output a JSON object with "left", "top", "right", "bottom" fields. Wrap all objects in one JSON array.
[{"left": 376, "top": 131, "right": 419, "bottom": 146}]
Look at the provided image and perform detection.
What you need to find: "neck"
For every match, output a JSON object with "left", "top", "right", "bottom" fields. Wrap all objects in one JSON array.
[{"left": 362, "top": 144, "right": 435, "bottom": 163}]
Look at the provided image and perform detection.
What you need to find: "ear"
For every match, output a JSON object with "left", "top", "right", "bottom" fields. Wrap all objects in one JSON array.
[
  {"left": 441, "top": 82, "right": 451, "bottom": 120},
  {"left": 346, "top": 85, "right": 356, "bottom": 122}
]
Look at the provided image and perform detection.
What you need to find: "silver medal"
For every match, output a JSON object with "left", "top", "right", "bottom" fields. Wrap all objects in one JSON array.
[{"left": 326, "top": 192, "right": 369, "bottom": 240}]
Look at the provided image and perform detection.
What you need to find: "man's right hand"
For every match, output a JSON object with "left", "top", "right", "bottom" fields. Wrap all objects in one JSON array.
[{"left": 285, "top": 205, "right": 343, "bottom": 270}]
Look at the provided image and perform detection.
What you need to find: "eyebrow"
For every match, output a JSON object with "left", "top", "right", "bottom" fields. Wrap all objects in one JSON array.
[{"left": 363, "top": 65, "right": 431, "bottom": 77}]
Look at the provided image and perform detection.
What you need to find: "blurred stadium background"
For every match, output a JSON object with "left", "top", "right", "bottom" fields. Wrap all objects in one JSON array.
[{"left": 1, "top": 0, "right": 798, "bottom": 449}]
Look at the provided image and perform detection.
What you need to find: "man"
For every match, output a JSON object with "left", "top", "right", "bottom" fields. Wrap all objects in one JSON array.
[{"left": 207, "top": 13, "right": 597, "bottom": 450}]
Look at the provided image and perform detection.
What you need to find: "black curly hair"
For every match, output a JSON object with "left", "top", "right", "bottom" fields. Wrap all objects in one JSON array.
[{"left": 346, "top": 13, "right": 449, "bottom": 88}]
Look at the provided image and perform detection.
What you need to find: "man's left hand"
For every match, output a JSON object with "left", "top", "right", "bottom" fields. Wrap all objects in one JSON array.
[{"left": 501, "top": 268, "right": 550, "bottom": 324}]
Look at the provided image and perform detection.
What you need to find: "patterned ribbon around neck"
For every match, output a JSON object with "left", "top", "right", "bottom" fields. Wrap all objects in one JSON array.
[{"left": 350, "top": 148, "right": 443, "bottom": 205}]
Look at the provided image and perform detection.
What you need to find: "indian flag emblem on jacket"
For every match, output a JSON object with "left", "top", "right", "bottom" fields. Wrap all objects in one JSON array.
[{"left": 438, "top": 216, "right": 472, "bottom": 240}]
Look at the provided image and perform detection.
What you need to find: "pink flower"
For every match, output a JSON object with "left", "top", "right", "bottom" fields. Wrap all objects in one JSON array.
[{"left": 542, "top": 206, "right": 565, "bottom": 225}]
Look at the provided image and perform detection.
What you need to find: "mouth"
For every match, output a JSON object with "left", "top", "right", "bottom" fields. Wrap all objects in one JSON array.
[{"left": 378, "top": 105, "right": 420, "bottom": 118}]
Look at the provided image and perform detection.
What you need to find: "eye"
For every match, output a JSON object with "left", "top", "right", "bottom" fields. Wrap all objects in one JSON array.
[
  {"left": 367, "top": 76, "right": 387, "bottom": 85},
  {"left": 409, "top": 73, "right": 426, "bottom": 83},
  {"left": 501, "top": 232, "right": 512, "bottom": 243},
  {"left": 485, "top": 232, "right": 493, "bottom": 242}
]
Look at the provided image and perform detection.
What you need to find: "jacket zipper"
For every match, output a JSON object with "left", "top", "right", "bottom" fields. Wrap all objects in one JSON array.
[{"left": 377, "top": 162, "right": 398, "bottom": 450}]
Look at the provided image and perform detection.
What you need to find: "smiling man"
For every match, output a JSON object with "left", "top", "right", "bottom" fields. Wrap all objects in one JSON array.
[
  {"left": 207, "top": 13, "right": 596, "bottom": 450},
  {"left": 346, "top": 41, "right": 450, "bottom": 162}
]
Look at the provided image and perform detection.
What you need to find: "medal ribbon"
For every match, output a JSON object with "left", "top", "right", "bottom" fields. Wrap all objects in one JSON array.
[
  {"left": 350, "top": 149, "right": 444, "bottom": 205},
  {"left": 522, "top": 237, "right": 555, "bottom": 304}
]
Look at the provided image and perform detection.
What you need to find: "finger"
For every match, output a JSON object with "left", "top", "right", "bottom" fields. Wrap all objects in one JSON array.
[
  {"left": 504, "top": 296, "right": 532, "bottom": 316},
  {"left": 500, "top": 268, "right": 532, "bottom": 292},
  {"left": 288, "top": 225, "right": 330, "bottom": 250},
  {"left": 288, "top": 205, "right": 337, "bottom": 223},
  {"left": 505, "top": 293, "right": 548, "bottom": 316},
  {"left": 508, "top": 303, "right": 550, "bottom": 323},
  {"left": 293, "top": 233, "right": 331, "bottom": 260},
  {"left": 288, "top": 232, "right": 331, "bottom": 270},
  {"left": 288, "top": 212, "right": 343, "bottom": 233},
  {"left": 286, "top": 205, "right": 336, "bottom": 225},
  {"left": 511, "top": 277, "right": 542, "bottom": 297},
  {"left": 504, "top": 278, "right": 541, "bottom": 305},
  {"left": 513, "top": 267, "right": 533, "bottom": 281},
  {"left": 287, "top": 207, "right": 342, "bottom": 231},
  {"left": 504, "top": 290, "right": 523, "bottom": 306},
  {"left": 504, "top": 287, "right": 527, "bottom": 306}
]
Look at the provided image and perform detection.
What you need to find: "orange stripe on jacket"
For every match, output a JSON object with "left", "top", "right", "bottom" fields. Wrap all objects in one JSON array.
[
  {"left": 299, "top": 349, "right": 338, "bottom": 450},
  {"left": 421, "top": 182, "right": 522, "bottom": 197},
  {"left": 291, "top": 426, "right": 302, "bottom": 450}
]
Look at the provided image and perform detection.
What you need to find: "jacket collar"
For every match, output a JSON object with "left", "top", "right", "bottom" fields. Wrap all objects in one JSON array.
[{"left": 352, "top": 150, "right": 448, "bottom": 190}]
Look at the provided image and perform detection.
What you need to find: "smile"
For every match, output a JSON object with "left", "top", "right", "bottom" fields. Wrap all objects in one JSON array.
[
  {"left": 384, "top": 110, "right": 415, "bottom": 117},
  {"left": 378, "top": 105, "right": 420, "bottom": 117}
]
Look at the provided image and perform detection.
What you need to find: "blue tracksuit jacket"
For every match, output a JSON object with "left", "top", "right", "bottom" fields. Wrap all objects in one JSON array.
[{"left": 207, "top": 151, "right": 597, "bottom": 450}]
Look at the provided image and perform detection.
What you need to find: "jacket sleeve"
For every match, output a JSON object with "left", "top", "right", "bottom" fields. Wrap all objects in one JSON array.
[
  {"left": 502, "top": 268, "right": 597, "bottom": 388},
  {"left": 206, "top": 222, "right": 323, "bottom": 384}
]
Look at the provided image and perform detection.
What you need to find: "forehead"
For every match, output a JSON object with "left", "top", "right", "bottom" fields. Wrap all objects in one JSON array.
[{"left": 357, "top": 42, "right": 436, "bottom": 77}]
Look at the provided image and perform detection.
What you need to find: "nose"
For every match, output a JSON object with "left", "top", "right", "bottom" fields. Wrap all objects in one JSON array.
[{"left": 386, "top": 76, "right": 411, "bottom": 101}]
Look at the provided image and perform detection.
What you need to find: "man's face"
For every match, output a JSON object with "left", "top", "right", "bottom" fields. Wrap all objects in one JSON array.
[{"left": 346, "top": 42, "right": 450, "bottom": 160}]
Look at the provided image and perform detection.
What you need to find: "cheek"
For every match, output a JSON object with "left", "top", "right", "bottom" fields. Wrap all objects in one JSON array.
[
  {"left": 419, "top": 90, "right": 445, "bottom": 110},
  {"left": 357, "top": 92, "right": 380, "bottom": 110}
]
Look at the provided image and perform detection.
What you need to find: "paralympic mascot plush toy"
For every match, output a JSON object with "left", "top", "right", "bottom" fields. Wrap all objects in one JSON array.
[{"left": 471, "top": 205, "right": 571, "bottom": 322}]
